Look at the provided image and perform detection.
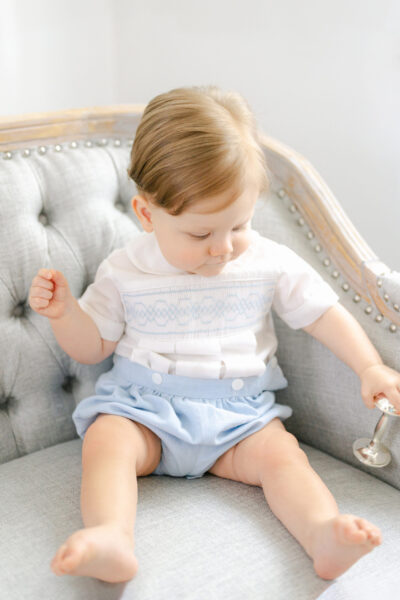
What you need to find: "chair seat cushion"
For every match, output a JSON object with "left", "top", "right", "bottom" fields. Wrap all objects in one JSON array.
[{"left": 1, "top": 439, "right": 398, "bottom": 600}]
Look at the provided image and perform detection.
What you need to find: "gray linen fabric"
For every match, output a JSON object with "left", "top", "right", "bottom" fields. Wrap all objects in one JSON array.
[{"left": 0, "top": 439, "right": 398, "bottom": 600}]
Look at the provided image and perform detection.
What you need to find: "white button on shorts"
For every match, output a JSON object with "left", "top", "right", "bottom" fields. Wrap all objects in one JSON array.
[
  {"left": 152, "top": 373, "right": 163, "bottom": 385},
  {"left": 232, "top": 378, "right": 244, "bottom": 391}
]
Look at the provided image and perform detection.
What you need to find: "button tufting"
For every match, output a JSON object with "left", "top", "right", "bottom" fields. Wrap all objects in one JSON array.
[
  {"left": 115, "top": 200, "right": 126, "bottom": 213},
  {"left": 62, "top": 376, "right": 75, "bottom": 393},
  {"left": 0, "top": 395, "right": 12, "bottom": 406},
  {"left": 152, "top": 373, "right": 162, "bottom": 385},
  {"left": 232, "top": 378, "right": 244, "bottom": 391},
  {"left": 13, "top": 303, "right": 26, "bottom": 318},
  {"left": 38, "top": 211, "right": 49, "bottom": 226}
]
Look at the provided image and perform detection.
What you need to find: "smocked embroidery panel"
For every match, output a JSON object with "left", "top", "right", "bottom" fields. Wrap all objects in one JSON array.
[{"left": 121, "top": 279, "right": 275, "bottom": 337}]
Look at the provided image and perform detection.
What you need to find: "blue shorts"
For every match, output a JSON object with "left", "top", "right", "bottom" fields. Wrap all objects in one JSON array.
[{"left": 72, "top": 354, "right": 292, "bottom": 479}]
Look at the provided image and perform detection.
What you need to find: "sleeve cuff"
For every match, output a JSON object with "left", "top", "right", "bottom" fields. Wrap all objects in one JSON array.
[
  {"left": 78, "top": 299, "right": 125, "bottom": 341},
  {"left": 278, "top": 290, "right": 339, "bottom": 329}
]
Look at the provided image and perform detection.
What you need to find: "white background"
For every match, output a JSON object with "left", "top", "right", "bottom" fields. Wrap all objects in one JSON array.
[{"left": 1, "top": 0, "right": 399, "bottom": 268}]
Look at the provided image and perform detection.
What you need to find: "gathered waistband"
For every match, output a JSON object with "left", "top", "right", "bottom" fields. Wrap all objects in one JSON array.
[{"left": 110, "top": 354, "right": 288, "bottom": 399}]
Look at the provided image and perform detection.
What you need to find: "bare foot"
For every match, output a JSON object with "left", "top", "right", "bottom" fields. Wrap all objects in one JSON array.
[
  {"left": 50, "top": 524, "right": 138, "bottom": 583},
  {"left": 311, "top": 514, "right": 381, "bottom": 580}
]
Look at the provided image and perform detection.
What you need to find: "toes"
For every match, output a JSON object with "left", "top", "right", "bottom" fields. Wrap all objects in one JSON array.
[
  {"left": 336, "top": 516, "right": 370, "bottom": 544},
  {"left": 50, "top": 537, "right": 87, "bottom": 575},
  {"left": 354, "top": 518, "right": 382, "bottom": 546},
  {"left": 51, "top": 544, "right": 68, "bottom": 575}
]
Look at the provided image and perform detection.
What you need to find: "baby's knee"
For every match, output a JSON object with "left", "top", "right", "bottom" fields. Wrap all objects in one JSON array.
[
  {"left": 256, "top": 429, "right": 308, "bottom": 472},
  {"left": 83, "top": 414, "right": 140, "bottom": 457}
]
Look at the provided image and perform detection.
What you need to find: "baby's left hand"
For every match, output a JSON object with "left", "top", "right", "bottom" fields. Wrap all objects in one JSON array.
[{"left": 360, "top": 364, "right": 400, "bottom": 411}]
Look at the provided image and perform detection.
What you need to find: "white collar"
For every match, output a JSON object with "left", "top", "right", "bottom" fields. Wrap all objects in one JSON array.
[
  {"left": 126, "top": 229, "right": 260, "bottom": 276},
  {"left": 126, "top": 231, "right": 185, "bottom": 275}
]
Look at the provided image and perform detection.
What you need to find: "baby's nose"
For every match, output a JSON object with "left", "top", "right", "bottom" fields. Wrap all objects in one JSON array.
[{"left": 209, "top": 236, "right": 233, "bottom": 256}]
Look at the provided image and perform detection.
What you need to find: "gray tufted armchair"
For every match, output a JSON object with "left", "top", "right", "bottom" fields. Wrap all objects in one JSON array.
[{"left": 1, "top": 107, "right": 399, "bottom": 600}]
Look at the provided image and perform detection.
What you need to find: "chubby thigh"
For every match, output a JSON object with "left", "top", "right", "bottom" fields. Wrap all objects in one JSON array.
[{"left": 208, "top": 418, "right": 305, "bottom": 486}]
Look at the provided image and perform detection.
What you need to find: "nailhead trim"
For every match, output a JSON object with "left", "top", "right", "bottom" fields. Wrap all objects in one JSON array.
[{"left": 276, "top": 187, "right": 398, "bottom": 333}]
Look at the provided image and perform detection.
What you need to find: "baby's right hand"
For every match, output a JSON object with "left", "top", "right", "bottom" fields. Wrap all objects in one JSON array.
[{"left": 29, "top": 269, "right": 74, "bottom": 320}]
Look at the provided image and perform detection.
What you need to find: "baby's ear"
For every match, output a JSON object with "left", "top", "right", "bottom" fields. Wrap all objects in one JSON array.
[{"left": 131, "top": 195, "right": 154, "bottom": 232}]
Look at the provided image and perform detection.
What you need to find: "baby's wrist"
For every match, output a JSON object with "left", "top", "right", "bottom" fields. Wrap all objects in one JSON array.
[{"left": 358, "top": 362, "right": 384, "bottom": 379}]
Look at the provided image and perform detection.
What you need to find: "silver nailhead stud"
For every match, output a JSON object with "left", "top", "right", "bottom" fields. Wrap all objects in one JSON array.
[
  {"left": 323, "top": 258, "right": 331, "bottom": 267},
  {"left": 353, "top": 294, "right": 361, "bottom": 302},
  {"left": 383, "top": 293, "right": 389, "bottom": 301},
  {"left": 389, "top": 324, "right": 397, "bottom": 333},
  {"left": 38, "top": 146, "right": 47, "bottom": 155},
  {"left": 342, "top": 283, "right": 350, "bottom": 291},
  {"left": 332, "top": 270, "right": 340, "bottom": 279},
  {"left": 96, "top": 138, "right": 108, "bottom": 146},
  {"left": 377, "top": 279, "right": 383, "bottom": 287},
  {"left": 375, "top": 314, "right": 383, "bottom": 323},
  {"left": 297, "top": 217, "right": 305, "bottom": 226},
  {"left": 278, "top": 189, "right": 286, "bottom": 198},
  {"left": 22, "top": 149, "right": 30, "bottom": 157},
  {"left": 365, "top": 306, "right": 373, "bottom": 314},
  {"left": 55, "top": 145, "right": 62, "bottom": 152},
  {"left": 306, "top": 231, "right": 314, "bottom": 240},
  {"left": 70, "top": 141, "right": 78, "bottom": 149},
  {"left": 289, "top": 204, "right": 297, "bottom": 213},
  {"left": 394, "top": 304, "right": 399, "bottom": 312},
  {"left": 85, "top": 141, "right": 93, "bottom": 148},
  {"left": 114, "top": 139, "right": 121, "bottom": 147},
  {"left": 3, "top": 151, "right": 13, "bottom": 160},
  {"left": 314, "top": 244, "right": 321, "bottom": 252}
]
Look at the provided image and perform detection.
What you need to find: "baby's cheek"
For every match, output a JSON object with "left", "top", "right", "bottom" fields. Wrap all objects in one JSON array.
[
  {"left": 235, "top": 234, "right": 251, "bottom": 256},
  {"left": 180, "top": 247, "right": 201, "bottom": 265}
]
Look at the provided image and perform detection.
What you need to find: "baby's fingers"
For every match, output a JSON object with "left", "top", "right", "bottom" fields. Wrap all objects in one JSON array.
[
  {"left": 33, "top": 272, "right": 54, "bottom": 291},
  {"left": 30, "top": 296, "right": 50, "bottom": 309},
  {"left": 30, "top": 285, "right": 53, "bottom": 301},
  {"left": 379, "top": 388, "right": 400, "bottom": 414}
]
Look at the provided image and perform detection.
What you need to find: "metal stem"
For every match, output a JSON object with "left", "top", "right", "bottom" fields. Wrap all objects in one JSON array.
[{"left": 368, "top": 413, "right": 389, "bottom": 448}]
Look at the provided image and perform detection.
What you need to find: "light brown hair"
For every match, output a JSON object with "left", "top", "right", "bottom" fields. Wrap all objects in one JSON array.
[{"left": 128, "top": 85, "right": 269, "bottom": 215}]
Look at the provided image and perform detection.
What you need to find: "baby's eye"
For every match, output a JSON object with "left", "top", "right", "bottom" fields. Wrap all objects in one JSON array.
[
  {"left": 189, "top": 233, "right": 210, "bottom": 240},
  {"left": 233, "top": 222, "right": 249, "bottom": 231}
]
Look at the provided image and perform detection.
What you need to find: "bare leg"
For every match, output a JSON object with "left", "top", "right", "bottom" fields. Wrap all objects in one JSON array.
[
  {"left": 51, "top": 414, "right": 161, "bottom": 582},
  {"left": 209, "top": 419, "right": 381, "bottom": 580}
]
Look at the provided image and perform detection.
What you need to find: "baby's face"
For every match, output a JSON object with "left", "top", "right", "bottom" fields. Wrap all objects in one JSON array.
[{"left": 133, "top": 186, "right": 259, "bottom": 277}]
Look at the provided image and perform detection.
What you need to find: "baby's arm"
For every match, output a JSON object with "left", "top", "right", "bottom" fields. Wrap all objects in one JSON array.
[
  {"left": 29, "top": 269, "right": 117, "bottom": 364},
  {"left": 303, "top": 302, "right": 400, "bottom": 410}
]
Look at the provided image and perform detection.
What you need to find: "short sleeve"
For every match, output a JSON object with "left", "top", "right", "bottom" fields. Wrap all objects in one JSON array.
[
  {"left": 78, "top": 257, "right": 125, "bottom": 342},
  {"left": 272, "top": 244, "right": 339, "bottom": 329}
]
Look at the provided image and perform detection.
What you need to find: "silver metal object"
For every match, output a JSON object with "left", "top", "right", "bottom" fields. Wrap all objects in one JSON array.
[{"left": 353, "top": 396, "right": 400, "bottom": 468}]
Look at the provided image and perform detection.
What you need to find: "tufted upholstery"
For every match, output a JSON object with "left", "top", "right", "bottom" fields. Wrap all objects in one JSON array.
[
  {"left": 1, "top": 111, "right": 400, "bottom": 600},
  {"left": 0, "top": 139, "right": 140, "bottom": 461}
]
